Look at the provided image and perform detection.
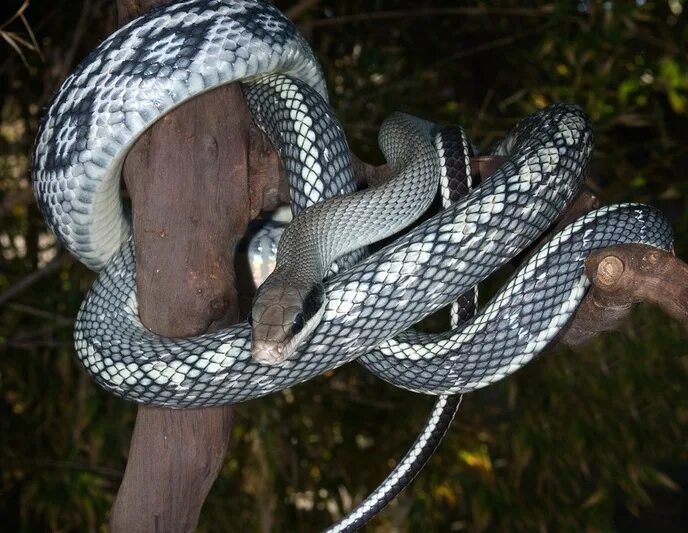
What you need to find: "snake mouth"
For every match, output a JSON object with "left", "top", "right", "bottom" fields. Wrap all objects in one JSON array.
[{"left": 251, "top": 340, "right": 288, "bottom": 366}]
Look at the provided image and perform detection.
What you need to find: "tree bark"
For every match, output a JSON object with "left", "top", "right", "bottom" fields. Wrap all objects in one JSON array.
[
  {"left": 561, "top": 244, "right": 688, "bottom": 346},
  {"left": 110, "top": 2, "right": 285, "bottom": 531}
]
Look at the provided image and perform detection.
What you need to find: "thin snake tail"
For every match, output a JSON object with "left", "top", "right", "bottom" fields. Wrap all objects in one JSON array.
[
  {"left": 325, "top": 395, "right": 462, "bottom": 533},
  {"left": 330, "top": 124, "right": 477, "bottom": 531}
]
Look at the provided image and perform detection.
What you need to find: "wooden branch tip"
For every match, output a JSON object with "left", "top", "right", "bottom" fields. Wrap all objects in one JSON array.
[
  {"left": 472, "top": 155, "right": 507, "bottom": 181},
  {"left": 593, "top": 254, "right": 625, "bottom": 288},
  {"left": 561, "top": 243, "right": 688, "bottom": 347}
]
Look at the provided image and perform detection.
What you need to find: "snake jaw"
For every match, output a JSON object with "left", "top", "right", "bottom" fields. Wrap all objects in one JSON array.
[
  {"left": 251, "top": 339, "right": 288, "bottom": 365},
  {"left": 249, "top": 298, "right": 298, "bottom": 365},
  {"left": 250, "top": 301, "right": 326, "bottom": 365}
]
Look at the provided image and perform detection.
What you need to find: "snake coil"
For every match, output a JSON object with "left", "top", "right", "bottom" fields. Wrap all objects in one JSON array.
[{"left": 32, "top": 1, "right": 674, "bottom": 531}]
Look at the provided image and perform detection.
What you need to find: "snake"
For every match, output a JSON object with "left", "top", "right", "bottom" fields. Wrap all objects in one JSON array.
[
  {"left": 31, "top": 0, "right": 675, "bottom": 530},
  {"left": 246, "top": 122, "right": 476, "bottom": 532}
]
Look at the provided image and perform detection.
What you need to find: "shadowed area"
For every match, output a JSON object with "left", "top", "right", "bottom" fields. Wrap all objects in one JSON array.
[{"left": 1, "top": 1, "right": 687, "bottom": 531}]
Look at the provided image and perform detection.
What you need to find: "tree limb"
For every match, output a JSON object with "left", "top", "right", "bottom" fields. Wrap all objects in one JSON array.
[
  {"left": 285, "top": 0, "right": 321, "bottom": 20},
  {"left": 110, "top": 2, "right": 285, "bottom": 531},
  {"left": 561, "top": 244, "right": 688, "bottom": 346},
  {"left": 0, "top": 253, "right": 73, "bottom": 308},
  {"left": 304, "top": 6, "right": 556, "bottom": 28}
]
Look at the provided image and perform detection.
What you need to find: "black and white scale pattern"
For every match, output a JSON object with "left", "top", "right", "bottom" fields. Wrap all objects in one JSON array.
[
  {"left": 243, "top": 73, "right": 364, "bottom": 278},
  {"left": 73, "top": 103, "right": 617, "bottom": 406},
  {"left": 244, "top": 74, "right": 356, "bottom": 213},
  {"left": 327, "top": 125, "right": 476, "bottom": 533},
  {"left": 243, "top": 75, "right": 443, "bottom": 366},
  {"left": 33, "top": 1, "right": 675, "bottom": 529},
  {"left": 248, "top": 111, "right": 440, "bottom": 362},
  {"left": 260, "top": 111, "right": 439, "bottom": 285},
  {"left": 325, "top": 394, "right": 463, "bottom": 532},
  {"left": 32, "top": 0, "right": 325, "bottom": 271},
  {"left": 360, "top": 203, "right": 673, "bottom": 393},
  {"left": 436, "top": 125, "right": 479, "bottom": 324}
]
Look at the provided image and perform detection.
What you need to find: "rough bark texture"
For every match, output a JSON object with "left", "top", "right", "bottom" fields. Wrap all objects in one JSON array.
[
  {"left": 110, "top": 85, "right": 239, "bottom": 533},
  {"left": 561, "top": 244, "right": 688, "bottom": 346},
  {"left": 111, "top": 2, "right": 285, "bottom": 531},
  {"left": 351, "top": 153, "right": 390, "bottom": 187}
]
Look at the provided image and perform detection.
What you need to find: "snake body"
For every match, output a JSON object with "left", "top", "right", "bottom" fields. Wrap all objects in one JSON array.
[
  {"left": 248, "top": 102, "right": 439, "bottom": 363},
  {"left": 33, "top": 0, "right": 326, "bottom": 271},
  {"left": 32, "top": 0, "right": 674, "bottom": 530},
  {"left": 327, "top": 125, "right": 476, "bottom": 532},
  {"left": 32, "top": 0, "right": 673, "bottom": 404}
]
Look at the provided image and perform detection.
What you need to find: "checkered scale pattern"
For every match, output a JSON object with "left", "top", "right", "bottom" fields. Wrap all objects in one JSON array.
[
  {"left": 360, "top": 203, "right": 673, "bottom": 393},
  {"left": 243, "top": 73, "right": 364, "bottom": 276},
  {"left": 72, "top": 102, "right": 643, "bottom": 407},
  {"left": 255, "top": 111, "right": 439, "bottom": 293},
  {"left": 33, "top": 2, "right": 675, "bottom": 529},
  {"left": 327, "top": 125, "right": 476, "bottom": 533},
  {"left": 32, "top": 0, "right": 325, "bottom": 271},
  {"left": 436, "top": 124, "right": 478, "bottom": 324},
  {"left": 244, "top": 74, "right": 356, "bottom": 214}
]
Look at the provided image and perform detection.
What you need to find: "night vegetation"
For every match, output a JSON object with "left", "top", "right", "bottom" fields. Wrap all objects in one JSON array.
[{"left": 1, "top": 0, "right": 687, "bottom": 530}]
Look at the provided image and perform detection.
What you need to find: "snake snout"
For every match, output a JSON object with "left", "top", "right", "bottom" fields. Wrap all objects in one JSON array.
[{"left": 251, "top": 340, "right": 288, "bottom": 366}]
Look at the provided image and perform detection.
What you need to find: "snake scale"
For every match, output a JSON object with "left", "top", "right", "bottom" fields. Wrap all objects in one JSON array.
[{"left": 31, "top": 0, "right": 674, "bottom": 530}]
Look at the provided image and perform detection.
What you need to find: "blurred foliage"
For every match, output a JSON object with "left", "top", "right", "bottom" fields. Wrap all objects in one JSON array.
[{"left": 1, "top": 0, "right": 688, "bottom": 531}]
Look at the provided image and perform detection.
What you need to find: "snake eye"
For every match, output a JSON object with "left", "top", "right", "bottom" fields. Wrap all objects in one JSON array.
[
  {"left": 247, "top": 312, "right": 253, "bottom": 327},
  {"left": 291, "top": 313, "right": 305, "bottom": 335}
]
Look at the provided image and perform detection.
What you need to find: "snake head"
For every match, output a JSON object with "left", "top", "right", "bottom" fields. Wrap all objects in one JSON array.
[{"left": 250, "top": 281, "right": 326, "bottom": 365}]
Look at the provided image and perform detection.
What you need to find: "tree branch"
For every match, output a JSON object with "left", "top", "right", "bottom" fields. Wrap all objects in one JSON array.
[
  {"left": 352, "top": 154, "right": 688, "bottom": 354},
  {"left": 561, "top": 244, "right": 688, "bottom": 346},
  {"left": 285, "top": 0, "right": 321, "bottom": 20},
  {"left": 109, "top": 2, "right": 285, "bottom": 532},
  {"left": 305, "top": 6, "right": 556, "bottom": 28}
]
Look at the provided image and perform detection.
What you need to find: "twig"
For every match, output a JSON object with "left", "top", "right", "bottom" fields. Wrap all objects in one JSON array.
[
  {"left": 305, "top": 6, "right": 556, "bottom": 28},
  {"left": 435, "top": 28, "right": 547, "bottom": 66},
  {"left": 352, "top": 154, "right": 510, "bottom": 189},
  {"left": 5, "top": 302, "right": 73, "bottom": 325},
  {"left": 52, "top": 0, "right": 94, "bottom": 82},
  {"left": 0, "top": 253, "right": 73, "bottom": 308},
  {"left": 472, "top": 155, "right": 507, "bottom": 182},
  {"left": 0, "top": 0, "right": 43, "bottom": 66},
  {"left": 342, "top": 27, "right": 548, "bottom": 112},
  {"left": 2, "top": 339, "right": 73, "bottom": 349},
  {"left": 285, "top": 0, "right": 321, "bottom": 20}
]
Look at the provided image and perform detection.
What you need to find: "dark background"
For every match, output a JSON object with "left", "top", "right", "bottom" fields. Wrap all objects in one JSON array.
[{"left": 1, "top": 0, "right": 687, "bottom": 531}]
